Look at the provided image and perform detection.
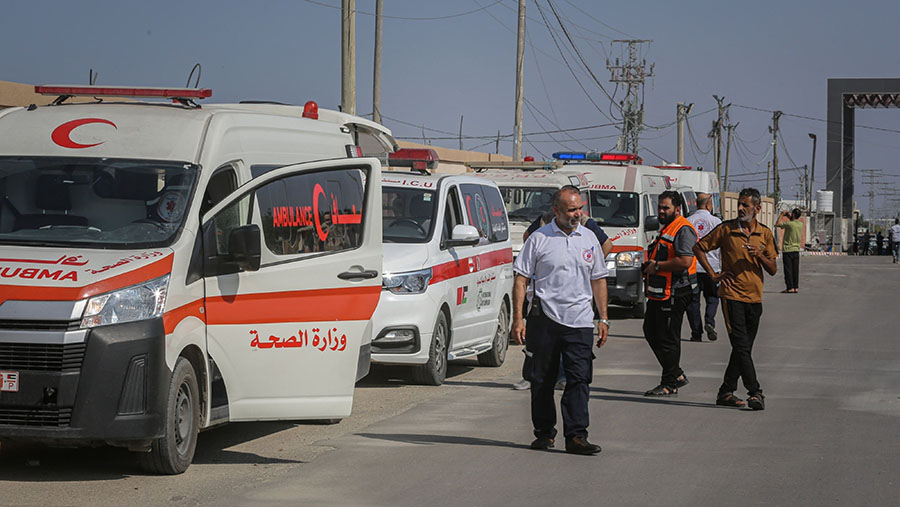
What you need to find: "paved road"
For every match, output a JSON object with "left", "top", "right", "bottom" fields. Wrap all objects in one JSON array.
[{"left": 2, "top": 256, "right": 899, "bottom": 506}]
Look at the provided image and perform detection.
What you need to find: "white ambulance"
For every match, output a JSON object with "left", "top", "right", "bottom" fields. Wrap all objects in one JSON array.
[
  {"left": 468, "top": 160, "right": 590, "bottom": 256},
  {"left": 657, "top": 165, "right": 721, "bottom": 215},
  {"left": 369, "top": 149, "right": 513, "bottom": 385},
  {"left": 552, "top": 152, "right": 671, "bottom": 317},
  {"left": 0, "top": 85, "right": 396, "bottom": 473}
]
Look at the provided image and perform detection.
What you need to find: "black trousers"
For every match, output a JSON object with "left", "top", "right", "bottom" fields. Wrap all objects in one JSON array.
[
  {"left": 720, "top": 299, "right": 763, "bottom": 396},
  {"left": 783, "top": 252, "right": 800, "bottom": 290},
  {"left": 525, "top": 314, "right": 593, "bottom": 440},
  {"left": 686, "top": 272, "right": 719, "bottom": 338},
  {"left": 643, "top": 292, "right": 692, "bottom": 386}
]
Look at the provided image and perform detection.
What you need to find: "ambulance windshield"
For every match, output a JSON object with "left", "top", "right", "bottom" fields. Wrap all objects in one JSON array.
[
  {"left": 0, "top": 157, "right": 198, "bottom": 248},
  {"left": 382, "top": 186, "right": 436, "bottom": 243},
  {"left": 589, "top": 190, "right": 640, "bottom": 227},
  {"left": 499, "top": 186, "right": 557, "bottom": 223}
]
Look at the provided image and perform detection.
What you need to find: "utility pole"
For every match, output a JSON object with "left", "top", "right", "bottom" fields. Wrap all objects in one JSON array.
[
  {"left": 807, "top": 133, "right": 817, "bottom": 213},
  {"left": 676, "top": 102, "right": 693, "bottom": 165},
  {"left": 607, "top": 40, "right": 654, "bottom": 154},
  {"left": 766, "top": 161, "right": 771, "bottom": 195},
  {"left": 724, "top": 117, "right": 738, "bottom": 192},
  {"left": 770, "top": 110, "right": 783, "bottom": 201},
  {"left": 341, "top": 0, "right": 356, "bottom": 115},
  {"left": 372, "top": 0, "right": 382, "bottom": 123},
  {"left": 458, "top": 116, "right": 464, "bottom": 150},
  {"left": 713, "top": 95, "right": 725, "bottom": 184},
  {"left": 513, "top": 0, "right": 526, "bottom": 160}
]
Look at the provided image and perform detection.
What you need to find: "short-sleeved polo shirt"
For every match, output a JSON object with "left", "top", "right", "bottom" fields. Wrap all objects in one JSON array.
[
  {"left": 514, "top": 219, "right": 607, "bottom": 328},
  {"left": 695, "top": 219, "right": 776, "bottom": 304}
]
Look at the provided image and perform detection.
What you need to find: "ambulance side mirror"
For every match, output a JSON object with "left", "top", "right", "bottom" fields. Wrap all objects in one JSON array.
[
  {"left": 644, "top": 216, "right": 660, "bottom": 232},
  {"left": 226, "top": 224, "right": 261, "bottom": 272},
  {"left": 445, "top": 224, "right": 480, "bottom": 248}
]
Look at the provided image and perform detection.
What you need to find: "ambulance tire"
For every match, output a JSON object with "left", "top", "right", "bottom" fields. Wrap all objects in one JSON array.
[
  {"left": 413, "top": 312, "right": 449, "bottom": 386},
  {"left": 632, "top": 299, "right": 646, "bottom": 319},
  {"left": 139, "top": 357, "right": 200, "bottom": 475},
  {"left": 478, "top": 300, "right": 509, "bottom": 367}
]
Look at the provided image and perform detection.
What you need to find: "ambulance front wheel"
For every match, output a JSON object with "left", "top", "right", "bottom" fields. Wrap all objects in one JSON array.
[
  {"left": 632, "top": 299, "right": 646, "bottom": 319},
  {"left": 478, "top": 300, "right": 509, "bottom": 367},
  {"left": 139, "top": 357, "right": 200, "bottom": 475},
  {"left": 413, "top": 311, "right": 449, "bottom": 386}
]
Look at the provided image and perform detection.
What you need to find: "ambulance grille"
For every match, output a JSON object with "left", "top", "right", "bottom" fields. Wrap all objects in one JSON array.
[
  {"left": 0, "top": 319, "right": 81, "bottom": 331},
  {"left": 0, "top": 343, "right": 87, "bottom": 372},
  {"left": 0, "top": 407, "right": 72, "bottom": 427}
]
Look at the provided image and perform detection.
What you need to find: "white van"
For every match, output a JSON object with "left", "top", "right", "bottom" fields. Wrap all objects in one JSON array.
[
  {"left": 369, "top": 151, "right": 513, "bottom": 385},
  {"left": 468, "top": 161, "right": 590, "bottom": 256},
  {"left": 552, "top": 152, "right": 671, "bottom": 317},
  {"left": 0, "top": 85, "right": 396, "bottom": 473},
  {"left": 657, "top": 165, "right": 721, "bottom": 215}
]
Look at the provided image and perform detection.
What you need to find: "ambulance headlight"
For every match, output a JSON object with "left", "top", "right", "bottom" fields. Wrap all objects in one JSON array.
[
  {"left": 616, "top": 251, "right": 643, "bottom": 267},
  {"left": 382, "top": 268, "right": 432, "bottom": 294},
  {"left": 81, "top": 275, "right": 170, "bottom": 328}
]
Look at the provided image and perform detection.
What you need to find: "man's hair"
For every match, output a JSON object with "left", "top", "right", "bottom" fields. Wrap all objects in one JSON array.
[
  {"left": 696, "top": 193, "right": 711, "bottom": 208},
  {"left": 658, "top": 190, "right": 683, "bottom": 208},
  {"left": 895, "top": 218, "right": 899, "bottom": 224},
  {"left": 552, "top": 185, "right": 581, "bottom": 210},
  {"left": 739, "top": 188, "right": 761, "bottom": 205},
  {"left": 791, "top": 208, "right": 801, "bottom": 220}
]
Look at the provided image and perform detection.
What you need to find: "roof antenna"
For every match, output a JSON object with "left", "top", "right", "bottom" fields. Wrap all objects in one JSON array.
[
  {"left": 186, "top": 63, "right": 201, "bottom": 88},
  {"left": 89, "top": 68, "right": 98, "bottom": 85}
]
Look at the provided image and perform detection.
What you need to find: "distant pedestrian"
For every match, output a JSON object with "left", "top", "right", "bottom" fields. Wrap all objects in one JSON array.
[
  {"left": 876, "top": 231, "right": 884, "bottom": 256},
  {"left": 862, "top": 231, "right": 871, "bottom": 256},
  {"left": 693, "top": 188, "right": 777, "bottom": 411},
  {"left": 686, "top": 193, "right": 722, "bottom": 342},
  {"left": 642, "top": 190, "right": 697, "bottom": 396},
  {"left": 512, "top": 185, "right": 609, "bottom": 455},
  {"left": 891, "top": 219, "right": 900, "bottom": 264},
  {"left": 777, "top": 208, "right": 803, "bottom": 293}
]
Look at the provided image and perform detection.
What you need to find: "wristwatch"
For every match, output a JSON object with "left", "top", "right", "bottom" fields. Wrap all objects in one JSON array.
[{"left": 598, "top": 319, "right": 610, "bottom": 327}]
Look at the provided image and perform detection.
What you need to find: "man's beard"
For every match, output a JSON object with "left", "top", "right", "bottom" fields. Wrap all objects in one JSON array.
[
  {"left": 738, "top": 212, "right": 754, "bottom": 222},
  {"left": 659, "top": 213, "right": 675, "bottom": 225}
]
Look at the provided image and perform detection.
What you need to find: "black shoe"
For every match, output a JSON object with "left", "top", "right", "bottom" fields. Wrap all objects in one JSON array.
[
  {"left": 673, "top": 375, "right": 690, "bottom": 388},
  {"left": 565, "top": 436, "right": 601, "bottom": 455},
  {"left": 530, "top": 436, "right": 555, "bottom": 450},
  {"left": 705, "top": 324, "right": 718, "bottom": 341},
  {"left": 690, "top": 335, "right": 702, "bottom": 342},
  {"left": 747, "top": 392, "right": 765, "bottom": 411},
  {"left": 644, "top": 384, "right": 677, "bottom": 396}
]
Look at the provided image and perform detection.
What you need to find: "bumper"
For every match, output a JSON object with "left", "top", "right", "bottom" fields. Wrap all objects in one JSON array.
[
  {"left": 369, "top": 290, "right": 440, "bottom": 365},
  {"left": 0, "top": 318, "right": 169, "bottom": 445},
  {"left": 606, "top": 266, "right": 642, "bottom": 305}
]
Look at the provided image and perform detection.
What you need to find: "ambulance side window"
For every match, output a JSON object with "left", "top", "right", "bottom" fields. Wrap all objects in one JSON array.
[
  {"left": 254, "top": 167, "right": 367, "bottom": 257},
  {"left": 481, "top": 184, "right": 509, "bottom": 242},
  {"left": 460, "top": 183, "right": 490, "bottom": 240},
  {"left": 441, "top": 185, "right": 463, "bottom": 247},
  {"left": 201, "top": 166, "right": 238, "bottom": 216},
  {"left": 211, "top": 193, "right": 253, "bottom": 256}
]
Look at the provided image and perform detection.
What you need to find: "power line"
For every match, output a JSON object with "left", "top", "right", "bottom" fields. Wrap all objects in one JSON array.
[
  {"left": 733, "top": 103, "right": 900, "bottom": 135},
  {"left": 300, "top": 0, "right": 505, "bottom": 21}
]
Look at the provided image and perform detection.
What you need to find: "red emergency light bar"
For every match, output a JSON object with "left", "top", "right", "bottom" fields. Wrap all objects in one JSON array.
[
  {"left": 35, "top": 85, "right": 212, "bottom": 99},
  {"left": 655, "top": 165, "right": 693, "bottom": 170},
  {"left": 600, "top": 152, "right": 639, "bottom": 162},
  {"left": 388, "top": 148, "right": 439, "bottom": 171}
]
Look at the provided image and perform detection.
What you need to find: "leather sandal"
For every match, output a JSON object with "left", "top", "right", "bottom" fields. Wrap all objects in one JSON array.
[{"left": 715, "top": 393, "right": 746, "bottom": 407}]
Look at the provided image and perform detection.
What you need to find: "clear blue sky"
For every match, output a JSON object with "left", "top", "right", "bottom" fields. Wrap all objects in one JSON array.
[{"left": 2, "top": 0, "right": 898, "bottom": 218}]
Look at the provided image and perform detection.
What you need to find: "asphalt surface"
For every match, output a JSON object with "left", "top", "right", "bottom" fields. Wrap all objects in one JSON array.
[{"left": 2, "top": 255, "right": 899, "bottom": 506}]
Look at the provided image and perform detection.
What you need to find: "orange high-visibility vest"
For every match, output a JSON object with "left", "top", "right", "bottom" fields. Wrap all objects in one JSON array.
[{"left": 645, "top": 215, "right": 698, "bottom": 301}]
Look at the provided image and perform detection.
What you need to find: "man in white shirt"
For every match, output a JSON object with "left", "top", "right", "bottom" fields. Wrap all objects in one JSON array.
[
  {"left": 512, "top": 186, "right": 609, "bottom": 455},
  {"left": 891, "top": 219, "right": 900, "bottom": 264},
  {"left": 686, "top": 193, "right": 722, "bottom": 341}
]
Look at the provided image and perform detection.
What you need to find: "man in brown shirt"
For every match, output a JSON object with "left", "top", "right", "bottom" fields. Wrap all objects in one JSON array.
[{"left": 693, "top": 188, "right": 777, "bottom": 410}]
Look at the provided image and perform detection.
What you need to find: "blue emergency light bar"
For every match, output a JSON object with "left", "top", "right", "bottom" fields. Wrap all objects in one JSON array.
[
  {"left": 553, "top": 152, "right": 589, "bottom": 160},
  {"left": 552, "top": 152, "right": 641, "bottom": 163}
]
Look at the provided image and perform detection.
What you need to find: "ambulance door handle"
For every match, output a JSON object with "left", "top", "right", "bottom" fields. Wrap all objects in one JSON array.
[{"left": 338, "top": 268, "right": 379, "bottom": 280}]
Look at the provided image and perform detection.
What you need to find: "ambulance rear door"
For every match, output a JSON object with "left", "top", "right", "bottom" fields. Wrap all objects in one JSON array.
[{"left": 200, "top": 158, "right": 382, "bottom": 421}]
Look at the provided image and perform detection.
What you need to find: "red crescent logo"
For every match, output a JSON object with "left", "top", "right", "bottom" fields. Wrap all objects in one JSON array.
[{"left": 51, "top": 118, "right": 117, "bottom": 149}]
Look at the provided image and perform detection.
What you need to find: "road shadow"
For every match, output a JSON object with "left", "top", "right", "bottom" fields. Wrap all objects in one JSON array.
[
  {"left": 358, "top": 363, "right": 475, "bottom": 388},
  {"left": 443, "top": 379, "right": 522, "bottom": 390},
  {"left": 355, "top": 432, "right": 530, "bottom": 450},
  {"left": 589, "top": 386, "right": 723, "bottom": 410},
  {"left": 0, "top": 421, "right": 310, "bottom": 480}
]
